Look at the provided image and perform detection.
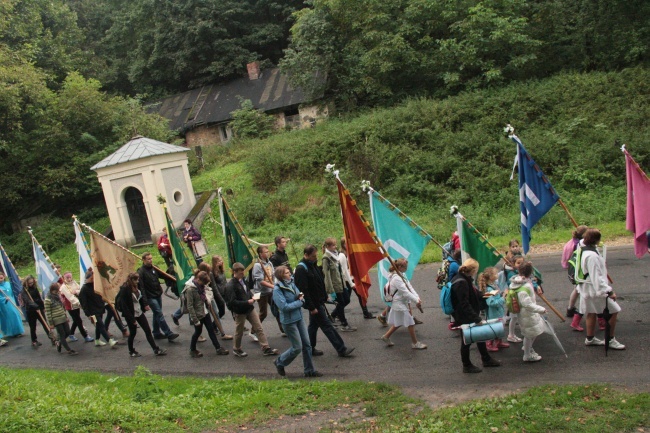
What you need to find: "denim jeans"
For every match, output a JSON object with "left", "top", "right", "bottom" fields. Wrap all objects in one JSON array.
[
  {"left": 147, "top": 295, "right": 172, "bottom": 337},
  {"left": 308, "top": 304, "right": 347, "bottom": 354},
  {"left": 94, "top": 312, "right": 111, "bottom": 342},
  {"left": 277, "top": 318, "right": 315, "bottom": 374}
]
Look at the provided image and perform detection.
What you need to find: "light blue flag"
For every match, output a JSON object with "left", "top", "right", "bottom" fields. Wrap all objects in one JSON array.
[
  {"left": 369, "top": 190, "right": 432, "bottom": 304},
  {"left": 74, "top": 220, "right": 92, "bottom": 282},
  {"left": 32, "top": 237, "right": 58, "bottom": 297},
  {"left": 1, "top": 242, "right": 23, "bottom": 302}
]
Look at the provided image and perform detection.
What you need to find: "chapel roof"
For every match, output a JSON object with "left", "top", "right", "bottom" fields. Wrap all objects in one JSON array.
[{"left": 90, "top": 136, "right": 188, "bottom": 171}]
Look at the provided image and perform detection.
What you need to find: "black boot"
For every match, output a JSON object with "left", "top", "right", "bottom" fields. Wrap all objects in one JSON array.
[
  {"left": 463, "top": 364, "right": 482, "bottom": 373},
  {"left": 362, "top": 306, "right": 375, "bottom": 319}
]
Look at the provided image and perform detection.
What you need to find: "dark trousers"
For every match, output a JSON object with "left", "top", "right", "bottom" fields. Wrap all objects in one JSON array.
[
  {"left": 55, "top": 322, "right": 72, "bottom": 351},
  {"left": 461, "top": 338, "right": 490, "bottom": 366},
  {"left": 93, "top": 312, "right": 111, "bottom": 342},
  {"left": 104, "top": 305, "right": 126, "bottom": 333},
  {"left": 331, "top": 287, "right": 351, "bottom": 326},
  {"left": 308, "top": 304, "right": 346, "bottom": 354},
  {"left": 190, "top": 315, "right": 221, "bottom": 351},
  {"left": 127, "top": 314, "right": 158, "bottom": 354},
  {"left": 68, "top": 308, "right": 88, "bottom": 337},
  {"left": 26, "top": 308, "right": 49, "bottom": 342}
]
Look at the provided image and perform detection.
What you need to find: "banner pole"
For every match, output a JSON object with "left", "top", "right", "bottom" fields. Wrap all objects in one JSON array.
[
  {"left": 334, "top": 173, "right": 421, "bottom": 312},
  {"left": 76, "top": 219, "right": 176, "bottom": 281}
]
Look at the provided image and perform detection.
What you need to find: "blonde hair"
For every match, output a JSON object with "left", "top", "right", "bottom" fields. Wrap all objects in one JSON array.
[
  {"left": 389, "top": 258, "right": 408, "bottom": 273},
  {"left": 458, "top": 258, "right": 479, "bottom": 276},
  {"left": 478, "top": 267, "right": 498, "bottom": 293}
]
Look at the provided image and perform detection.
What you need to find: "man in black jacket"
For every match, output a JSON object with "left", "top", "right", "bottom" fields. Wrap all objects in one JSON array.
[
  {"left": 294, "top": 245, "right": 354, "bottom": 358},
  {"left": 270, "top": 236, "right": 292, "bottom": 273},
  {"left": 137, "top": 253, "right": 179, "bottom": 342},
  {"left": 78, "top": 268, "right": 118, "bottom": 348},
  {"left": 224, "top": 262, "right": 279, "bottom": 358}
]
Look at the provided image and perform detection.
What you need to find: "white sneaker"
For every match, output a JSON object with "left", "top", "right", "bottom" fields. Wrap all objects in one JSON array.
[
  {"left": 412, "top": 341, "right": 427, "bottom": 350},
  {"left": 585, "top": 337, "right": 605, "bottom": 346},
  {"left": 381, "top": 336, "right": 394, "bottom": 347},
  {"left": 249, "top": 331, "right": 259, "bottom": 342},
  {"left": 523, "top": 353, "right": 542, "bottom": 362},
  {"left": 109, "top": 338, "right": 119, "bottom": 349},
  {"left": 0, "top": 339, "right": 8, "bottom": 347},
  {"left": 95, "top": 339, "right": 106, "bottom": 347},
  {"left": 608, "top": 338, "right": 625, "bottom": 350},
  {"left": 507, "top": 335, "right": 523, "bottom": 343}
]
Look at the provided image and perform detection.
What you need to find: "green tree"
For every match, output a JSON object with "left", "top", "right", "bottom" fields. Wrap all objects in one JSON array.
[
  {"left": 230, "top": 99, "right": 275, "bottom": 139},
  {"left": 98, "top": 0, "right": 304, "bottom": 96}
]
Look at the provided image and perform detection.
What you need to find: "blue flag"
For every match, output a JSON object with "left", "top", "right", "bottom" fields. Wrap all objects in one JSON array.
[
  {"left": 369, "top": 190, "right": 432, "bottom": 304},
  {"left": 513, "top": 136, "right": 559, "bottom": 254},
  {"left": 1, "top": 242, "right": 23, "bottom": 301},
  {"left": 32, "top": 237, "right": 58, "bottom": 297}
]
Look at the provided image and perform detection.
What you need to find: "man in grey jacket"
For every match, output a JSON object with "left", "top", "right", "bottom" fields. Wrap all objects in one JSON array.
[{"left": 253, "top": 245, "right": 284, "bottom": 335}]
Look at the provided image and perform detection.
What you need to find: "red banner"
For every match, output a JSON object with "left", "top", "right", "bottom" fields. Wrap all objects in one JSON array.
[{"left": 337, "top": 180, "right": 385, "bottom": 304}]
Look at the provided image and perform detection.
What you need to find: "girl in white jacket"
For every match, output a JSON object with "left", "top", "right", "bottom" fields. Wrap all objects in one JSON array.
[
  {"left": 509, "top": 262, "right": 546, "bottom": 362},
  {"left": 380, "top": 259, "right": 426, "bottom": 350}
]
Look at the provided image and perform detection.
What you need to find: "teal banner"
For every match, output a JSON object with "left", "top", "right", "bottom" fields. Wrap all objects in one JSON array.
[{"left": 369, "top": 191, "right": 431, "bottom": 304}]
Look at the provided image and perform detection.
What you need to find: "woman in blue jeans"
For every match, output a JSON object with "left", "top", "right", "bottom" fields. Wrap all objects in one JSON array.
[{"left": 272, "top": 266, "right": 322, "bottom": 378}]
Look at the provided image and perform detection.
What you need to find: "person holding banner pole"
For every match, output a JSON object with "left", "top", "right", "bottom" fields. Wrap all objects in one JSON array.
[
  {"left": 59, "top": 272, "right": 93, "bottom": 343},
  {"left": 78, "top": 269, "right": 119, "bottom": 349},
  {"left": 138, "top": 253, "right": 179, "bottom": 342},
  {"left": 20, "top": 276, "right": 51, "bottom": 347}
]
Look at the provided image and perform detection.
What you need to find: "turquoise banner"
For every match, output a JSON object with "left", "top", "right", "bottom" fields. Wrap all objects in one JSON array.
[{"left": 369, "top": 191, "right": 431, "bottom": 304}]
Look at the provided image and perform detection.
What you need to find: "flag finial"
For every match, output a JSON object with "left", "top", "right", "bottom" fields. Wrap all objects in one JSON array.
[
  {"left": 450, "top": 205, "right": 459, "bottom": 216},
  {"left": 621, "top": 143, "right": 626, "bottom": 152},
  {"left": 361, "top": 180, "right": 371, "bottom": 191},
  {"left": 325, "top": 163, "right": 339, "bottom": 177},
  {"left": 504, "top": 124, "right": 515, "bottom": 137}
]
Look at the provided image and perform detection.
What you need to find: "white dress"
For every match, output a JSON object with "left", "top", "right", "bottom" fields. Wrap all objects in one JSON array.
[
  {"left": 577, "top": 250, "right": 621, "bottom": 314},
  {"left": 386, "top": 274, "right": 420, "bottom": 328}
]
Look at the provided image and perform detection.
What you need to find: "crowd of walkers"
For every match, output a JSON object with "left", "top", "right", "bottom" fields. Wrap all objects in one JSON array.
[{"left": 0, "top": 228, "right": 627, "bottom": 376}]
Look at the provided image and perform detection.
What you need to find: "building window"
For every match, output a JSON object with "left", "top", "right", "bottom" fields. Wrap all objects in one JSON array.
[
  {"left": 218, "top": 124, "right": 232, "bottom": 142},
  {"left": 173, "top": 190, "right": 184, "bottom": 205},
  {"left": 284, "top": 107, "right": 301, "bottom": 129}
]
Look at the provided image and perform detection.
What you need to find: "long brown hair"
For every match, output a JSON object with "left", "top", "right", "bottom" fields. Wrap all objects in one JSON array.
[
  {"left": 478, "top": 267, "right": 498, "bottom": 293},
  {"left": 126, "top": 273, "right": 140, "bottom": 291},
  {"left": 211, "top": 255, "right": 225, "bottom": 275}
]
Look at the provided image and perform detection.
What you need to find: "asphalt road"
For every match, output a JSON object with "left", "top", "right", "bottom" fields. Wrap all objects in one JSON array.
[{"left": 1, "top": 246, "right": 648, "bottom": 404}]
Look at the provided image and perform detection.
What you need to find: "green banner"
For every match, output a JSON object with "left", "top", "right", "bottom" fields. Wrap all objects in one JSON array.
[
  {"left": 164, "top": 208, "right": 194, "bottom": 294},
  {"left": 460, "top": 218, "right": 502, "bottom": 274},
  {"left": 219, "top": 195, "right": 255, "bottom": 272}
]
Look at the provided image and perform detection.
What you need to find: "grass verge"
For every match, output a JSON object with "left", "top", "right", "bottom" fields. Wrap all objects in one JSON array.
[{"left": 1, "top": 368, "right": 648, "bottom": 433}]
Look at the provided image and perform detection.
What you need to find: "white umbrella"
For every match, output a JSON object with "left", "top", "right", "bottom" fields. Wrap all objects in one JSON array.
[{"left": 542, "top": 316, "right": 568, "bottom": 358}]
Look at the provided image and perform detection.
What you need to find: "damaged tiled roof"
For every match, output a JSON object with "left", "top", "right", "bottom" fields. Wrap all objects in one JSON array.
[
  {"left": 147, "top": 68, "right": 322, "bottom": 133},
  {"left": 91, "top": 136, "right": 188, "bottom": 170}
]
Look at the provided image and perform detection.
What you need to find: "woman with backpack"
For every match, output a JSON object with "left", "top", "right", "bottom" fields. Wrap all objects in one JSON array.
[
  {"left": 380, "top": 259, "right": 426, "bottom": 350},
  {"left": 185, "top": 271, "right": 229, "bottom": 358},
  {"left": 450, "top": 259, "right": 501, "bottom": 373},
  {"left": 115, "top": 273, "right": 166, "bottom": 358},
  {"left": 561, "top": 225, "right": 588, "bottom": 331},
  {"left": 577, "top": 229, "right": 624, "bottom": 350},
  {"left": 272, "top": 266, "right": 322, "bottom": 377}
]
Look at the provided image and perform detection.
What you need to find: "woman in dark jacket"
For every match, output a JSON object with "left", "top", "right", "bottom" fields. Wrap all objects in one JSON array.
[
  {"left": 20, "top": 275, "right": 50, "bottom": 347},
  {"left": 451, "top": 258, "right": 501, "bottom": 374},
  {"left": 116, "top": 273, "right": 166, "bottom": 357}
]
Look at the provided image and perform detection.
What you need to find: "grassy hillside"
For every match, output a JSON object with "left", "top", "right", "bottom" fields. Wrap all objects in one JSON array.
[{"left": 14, "top": 69, "right": 649, "bottom": 277}]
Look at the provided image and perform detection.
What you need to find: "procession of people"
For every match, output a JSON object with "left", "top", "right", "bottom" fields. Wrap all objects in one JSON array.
[{"left": 0, "top": 225, "right": 630, "bottom": 378}]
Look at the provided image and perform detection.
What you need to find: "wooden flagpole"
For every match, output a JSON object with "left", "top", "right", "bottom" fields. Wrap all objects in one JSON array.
[
  {"left": 452, "top": 207, "right": 565, "bottom": 322},
  {"left": 622, "top": 144, "right": 650, "bottom": 181},
  {"left": 330, "top": 168, "right": 422, "bottom": 312}
]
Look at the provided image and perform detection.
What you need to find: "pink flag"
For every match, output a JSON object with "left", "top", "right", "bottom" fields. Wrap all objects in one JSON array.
[{"left": 624, "top": 150, "right": 650, "bottom": 258}]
